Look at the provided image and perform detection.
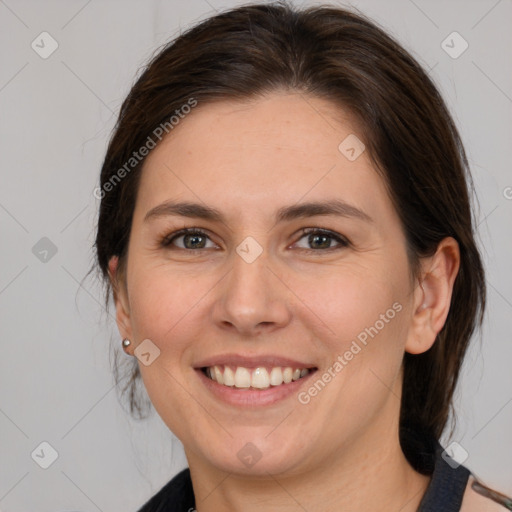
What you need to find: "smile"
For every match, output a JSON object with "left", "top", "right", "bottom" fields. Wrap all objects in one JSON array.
[{"left": 202, "top": 365, "right": 313, "bottom": 390}]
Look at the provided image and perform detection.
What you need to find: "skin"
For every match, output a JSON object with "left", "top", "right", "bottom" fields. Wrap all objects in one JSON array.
[
  {"left": 109, "top": 91, "right": 466, "bottom": 511},
  {"left": 461, "top": 477, "right": 509, "bottom": 511}
]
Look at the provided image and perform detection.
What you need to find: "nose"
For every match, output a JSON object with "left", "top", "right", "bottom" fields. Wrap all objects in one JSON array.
[{"left": 211, "top": 245, "right": 292, "bottom": 337}]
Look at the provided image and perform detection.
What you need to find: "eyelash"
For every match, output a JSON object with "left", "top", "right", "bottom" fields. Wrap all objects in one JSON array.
[{"left": 160, "top": 227, "right": 350, "bottom": 252}]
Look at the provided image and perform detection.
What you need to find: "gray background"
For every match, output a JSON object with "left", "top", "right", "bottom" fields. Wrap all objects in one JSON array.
[{"left": 0, "top": 0, "right": 511, "bottom": 509}]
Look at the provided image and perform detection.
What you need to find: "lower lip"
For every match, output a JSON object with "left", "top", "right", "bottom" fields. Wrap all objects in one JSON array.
[{"left": 195, "top": 369, "right": 316, "bottom": 407}]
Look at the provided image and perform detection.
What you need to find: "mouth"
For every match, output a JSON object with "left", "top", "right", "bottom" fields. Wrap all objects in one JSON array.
[
  {"left": 201, "top": 364, "right": 317, "bottom": 390},
  {"left": 194, "top": 354, "right": 318, "bottom": 406}
]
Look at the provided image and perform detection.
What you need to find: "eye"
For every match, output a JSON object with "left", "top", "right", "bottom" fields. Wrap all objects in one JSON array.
[
  {"left": 293, "top": 228, "right": 350, "bottom": 252},
  {"left": 160, "top": 228, "right": 217, "bottom": 250},
  {"left": 160, "top": 227, "right": 350, "bottom": 252}
]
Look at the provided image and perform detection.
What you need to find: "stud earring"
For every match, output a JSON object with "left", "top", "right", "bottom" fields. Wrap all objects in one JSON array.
[{"left": 122, "top": 338, "right": 131, "bottom": 349}]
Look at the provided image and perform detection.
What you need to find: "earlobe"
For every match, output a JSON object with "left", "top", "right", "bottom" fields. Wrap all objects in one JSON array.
[
  {"left": 108, "top": 255, "right": 133, "bottom": 343},
  {"left": 405, "top": 237, "right": 460, "bottom": 355}
]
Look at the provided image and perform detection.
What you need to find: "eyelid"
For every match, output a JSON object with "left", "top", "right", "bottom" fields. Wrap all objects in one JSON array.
[
  {"left": 292, "top": 227, "right": 350, "bottom": 250},
  {"left": 160, "top": 227, "right": 215, "bottom": 248},
  {"left": 160, "top": 226, "right": 350, "bottom": 251}
]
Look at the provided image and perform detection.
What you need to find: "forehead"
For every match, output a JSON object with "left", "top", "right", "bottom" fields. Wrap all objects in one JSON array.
[{"left": 135, "top": 92, "right": 389, "bottom": 223}]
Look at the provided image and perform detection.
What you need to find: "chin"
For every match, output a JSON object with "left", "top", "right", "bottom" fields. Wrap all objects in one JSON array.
[{"left": 188, "top": 425, "right": 317, "bottom": 477}]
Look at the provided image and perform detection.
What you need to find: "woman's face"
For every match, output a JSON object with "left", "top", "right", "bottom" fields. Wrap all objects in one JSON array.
[{"left": 112, "top": 92, "right": 423, "bottom": 476}]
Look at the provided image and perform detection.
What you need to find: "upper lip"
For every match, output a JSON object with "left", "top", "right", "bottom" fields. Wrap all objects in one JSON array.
[{"left": 194, "top": 354, "right": 317, "bottom": 369}]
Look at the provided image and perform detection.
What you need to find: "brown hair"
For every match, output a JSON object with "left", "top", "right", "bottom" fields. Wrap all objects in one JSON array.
[{"left": 94, "top": 1, "right": 485, "bottom": 452}]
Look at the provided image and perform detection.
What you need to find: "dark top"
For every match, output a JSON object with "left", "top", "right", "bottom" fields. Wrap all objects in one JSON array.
[{"left": 136, "top": 432, "right": 475, "bottom": 512}]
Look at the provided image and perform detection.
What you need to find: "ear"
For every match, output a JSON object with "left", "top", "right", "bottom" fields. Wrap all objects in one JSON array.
[
  {"left": 405, "top": 237, "right": 460, "bottom": 355},
  {"left": 108, "top": 256, "right": 133, "bottom": 345}
]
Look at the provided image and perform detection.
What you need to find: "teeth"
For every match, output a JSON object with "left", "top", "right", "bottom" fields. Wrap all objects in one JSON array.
[
  {"left": 213, "top": 366, "right": 224, "bottom": 385},
  {"left": 223, "top": 366, "right": 235, "bottom": 386},
  {"left": 251, "top": 367, "right": 270, "bottom": 389},
  {"left": 234, "top": 367, "right": 251, "bottom": 388},
  {"left": 269, "top": 367, "right": 283, "bottom": 386},
  {"left": 204, "top": 365, "right": 312, "bottom": 389}
]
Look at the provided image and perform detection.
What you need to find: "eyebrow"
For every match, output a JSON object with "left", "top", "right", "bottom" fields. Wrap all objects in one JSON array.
[{"left": 144, "top": 199, "right": 373, "bottom": 224}]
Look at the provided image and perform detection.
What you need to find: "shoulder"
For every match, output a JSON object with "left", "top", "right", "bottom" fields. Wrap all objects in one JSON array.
[
  {"left": 460, "top": 475, "right": 511, "bottom": 512},
  {"left": 136, "top": 468, "right": 194, "bottom": 512},
  {"left": 403, "top": 428, "right": 511, "bottom": 512}
]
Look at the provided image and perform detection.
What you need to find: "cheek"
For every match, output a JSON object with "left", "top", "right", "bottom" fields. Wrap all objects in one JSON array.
[
  {"left": 125, "top": 266, "right": 209, "bottom": 429},
  {"left": 126, "top": 264, "right": 207, "bottom": 352},
  {"left": 291, "top": 260, "right": 410, "bottom": 406},
  {"left": 289, "top": 258, "right": 409, "bottom": 348}
]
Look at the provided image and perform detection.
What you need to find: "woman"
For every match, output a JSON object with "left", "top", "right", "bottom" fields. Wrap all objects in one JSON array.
[{"left": 94, "top": 2, "right": 511, "bottom": 510}]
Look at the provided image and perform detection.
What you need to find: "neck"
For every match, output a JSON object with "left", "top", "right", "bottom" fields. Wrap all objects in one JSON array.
[{"left": 187, "top": 421, "right": 431, "bottom": 512}]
